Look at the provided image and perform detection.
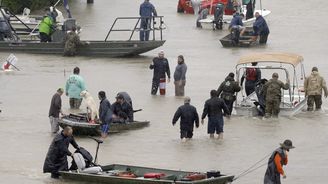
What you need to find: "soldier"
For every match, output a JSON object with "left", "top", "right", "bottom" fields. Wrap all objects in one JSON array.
[
  {"left": 263, "top": 73, "right": 289, "bottom": 118},
  {"left": 217, "top": 72, "right": 241, "bottom": 114},
  {"left": 304, "top": 67, "right": 328, "bottom": 111},
  {"left": 64, "top": 27, "right": 84, "bottom": 56}
]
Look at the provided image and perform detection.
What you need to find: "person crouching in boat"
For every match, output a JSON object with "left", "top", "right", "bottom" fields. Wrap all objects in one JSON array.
[
  {"left": 98, "top": 91, "right": 112, "bottom": 138},
  {"left": 63, "top": 27, "right": 85, "bottom": 56},
  {"left": 229, "top": 13, "right": 246, "bottom": 43},
  {"left": 39, "top": 8, "right": 56, "bottom": 43},
  {"left": 264, "top": 139, "right": 295, "bottom": 184},
  {"left": 172, "top": 97, "right": 199, "bottom": 141},
  {"left": 111, "top": 93, "right": 133, "bottom": 123},
  {"left": 43, "top": 126, "right": 80, "bottom": 179}
]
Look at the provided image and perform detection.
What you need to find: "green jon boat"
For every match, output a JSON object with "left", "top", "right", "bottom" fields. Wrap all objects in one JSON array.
[
  {"left": 0, "top": 7, "right": 166, "bottom": 57},
  {"left": 60, "top": 164, "right": 234, "bottom": 184},
  {"left": 58, "top": 113, "right": 150, "bottom": 136}
]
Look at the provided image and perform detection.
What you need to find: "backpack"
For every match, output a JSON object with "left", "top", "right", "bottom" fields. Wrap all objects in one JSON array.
[{"left": 246, "top": 68, "right": 257, "bottom": 81}]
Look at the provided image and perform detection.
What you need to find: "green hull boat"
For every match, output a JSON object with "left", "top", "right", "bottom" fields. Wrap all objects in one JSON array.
[
  {"left": 60, "top": 164, "right": 234, "bottom": 184},
  {"left": 58, "top": 113, "right": 150, "bottom": 136}
]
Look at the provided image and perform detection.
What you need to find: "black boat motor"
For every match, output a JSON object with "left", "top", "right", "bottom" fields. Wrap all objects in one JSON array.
[{"left": 213, "top": 3, "right": 224, "bottom": 30}]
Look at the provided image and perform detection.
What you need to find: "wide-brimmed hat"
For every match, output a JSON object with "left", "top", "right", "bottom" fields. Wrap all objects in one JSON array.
[{"left": 279, "top": 139, "right": 295, "bottom": 149}]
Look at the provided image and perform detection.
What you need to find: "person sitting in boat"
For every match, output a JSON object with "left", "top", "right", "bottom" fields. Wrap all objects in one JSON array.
[
  {"left": 196, "top": 5, "right": 209, "bottom": 28},
  {"left": 240, "top": 62, "right": 261, "bottom": 96},
  {"left": 43, "top": 126, "right": 80, "bottom": 179},
  {"left": 63, "top": 27, "right": 85, "bottom": 56},
  {"left": 229, "top": 13, "right": 246, "bottom": 36},
  {"left": 111, "top": 93, "right": 133, "bottom": 123},
  {"left": 251, "top": 12, "right": 270, "bottom": 44},
  {"left": 139, "top": 0, "right": 157, "bottom": 41},
  {"left": 39, "top": 8, "right": 56, "bottom": 42}
]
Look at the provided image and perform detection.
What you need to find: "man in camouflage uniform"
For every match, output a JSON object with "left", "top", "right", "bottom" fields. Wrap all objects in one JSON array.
[
  {"left": 217, "top": 72, "right": 241, "bottom": 114},
  {"left": 304, "top": 67, "right": 328, "bottom": 111},
  {"left": 263, "top": 73, "right": 289, "bottom": 118},
  {"left": 64, "top": 27, "right": 84, "bottom": 56}
]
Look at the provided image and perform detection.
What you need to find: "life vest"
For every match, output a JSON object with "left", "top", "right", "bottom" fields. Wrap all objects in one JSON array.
[{"left": 246, "top": 68, "right": 257, "bottom": 81}]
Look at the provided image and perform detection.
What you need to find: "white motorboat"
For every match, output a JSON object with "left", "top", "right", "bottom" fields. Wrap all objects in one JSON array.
[
  {"left": 234, "top": 52, "right": 307, "bottom": 117},
  {"left": 199, "top": 5, "right": 271, "bottom": 30}
]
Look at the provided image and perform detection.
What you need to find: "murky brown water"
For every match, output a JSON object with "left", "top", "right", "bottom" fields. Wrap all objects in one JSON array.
[{"left": 1, "top": 0, "right": 328, "bottom": 183}]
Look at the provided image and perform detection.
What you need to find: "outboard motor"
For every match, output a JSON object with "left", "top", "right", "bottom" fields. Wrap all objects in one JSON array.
[
  {"left": 230, "top": 26, "right": 240, "bottom": 46},
  {"left": 213, "top": 3, "right": 224, "bottom": 30},
  {"left": 254, "top": 79, "right": 268, "bottom": 116}
]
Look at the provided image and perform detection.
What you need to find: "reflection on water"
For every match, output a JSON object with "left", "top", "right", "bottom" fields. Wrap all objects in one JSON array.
[{"left": 1, "top": 0, "right": 328, "bottom": 183}]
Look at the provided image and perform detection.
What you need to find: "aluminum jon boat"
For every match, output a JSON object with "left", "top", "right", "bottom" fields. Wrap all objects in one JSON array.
[
  {"left": 0, "top": 7, "right": 166, "bottom": 57},
  {"left": 234, "top": 52, "right": 307, "bottom": 117},
  {"left": 58, "top": 113, "right": 150, "bottom": 136},
  {"left": 60, "top": 164, "right": 234, "bottom": 184}
]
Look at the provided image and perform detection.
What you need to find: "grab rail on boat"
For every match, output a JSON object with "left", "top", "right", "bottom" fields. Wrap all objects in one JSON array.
[{"left": 105, "top": 16, "right": 165, "bottom": 42}]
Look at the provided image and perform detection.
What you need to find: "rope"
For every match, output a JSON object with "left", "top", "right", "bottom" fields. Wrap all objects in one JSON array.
[{"left": 233, "top": 152, "right": 272, "bottom": 181}]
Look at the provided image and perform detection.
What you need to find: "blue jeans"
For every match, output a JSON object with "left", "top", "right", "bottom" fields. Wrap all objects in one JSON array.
[
  {"left": 140, "top": 18, "right": 151, "bottom": 41},
  {"left": 208, "top": 116, "right": 224, "bottom": 134}
]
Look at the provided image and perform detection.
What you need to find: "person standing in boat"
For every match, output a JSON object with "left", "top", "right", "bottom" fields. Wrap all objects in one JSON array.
[
  {"left": 240, "top": 62, "right": 261, "bottom": 96},
  {"left": 304, "top": 67, "right": 328, "bottom": 111},
  {"left": 263, "top": 73, "right": 289, "bottom": 118},
  {"left": 196, "top": 6, "right": 209, "bottom": 28},
  {"left": 139, "top": 0, "right": 157, "bottom": 41},
  {"left": 48, "top": 88, "right": 64, "bottom": 134},
  {"left": 217, "top": 72, "right": 241, "bottom": 114},
  {"left": 149, "top": 51, "right": 171, "bottom": 95},
  {"left": 242, "top": 0, "right": 255, "bottom": 20},
  {"left": 43, "top": 126, "right": 80, "bottom": 179},
  {"left": 0, "top": 10, "right": 11, "bottom": 41},
  {"left": 65, "top": 67, "right": 86, "bottom": 109},
  {"left": 201, "top": 90, "right": 230, "bottom": 139},
  {"left": 173, "top": 55, "right": 187, "bottom": 96},
  {"left": 63, "top": 27, "right": 85, "bottom": 56},
  {"left": 264, "top": 139, "right": 295, "bottom": 184},
  {"left": 111, "top": 93, "right": 133, "bottom": 122},
  {"left": 98, "top": 91, "right": 112, "bottom": 138},
  {"left": 252, "top": 12, "right": 270, "bottom": 44},
  {"left": 39, "top": 8, "right": 55, "bottom": 42},
  {"left": 172, "top": 96, "right": 199, "bottom": 141}
]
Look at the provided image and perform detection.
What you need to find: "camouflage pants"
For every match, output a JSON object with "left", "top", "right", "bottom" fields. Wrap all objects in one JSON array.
[
  {"left": 265, "top": 99, "right": 280, "bottom": 117},
  {"left": 307, "top": 95, "right": 322, "bottom": 111}
]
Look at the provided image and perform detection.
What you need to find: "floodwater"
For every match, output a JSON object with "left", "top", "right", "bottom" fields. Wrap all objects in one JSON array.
[{"left": 1, "top": 0, "right": 328, "bottom": 183}]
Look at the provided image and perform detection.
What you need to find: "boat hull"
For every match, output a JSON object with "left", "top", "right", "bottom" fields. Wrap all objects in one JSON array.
[
  {"left": 60, "top": 164, "right": 234, "bottom": 184},
  {"left": 58, "top": 115, "right": 150, "bottom": 136},
  {"left": 0, "top": 40, "right": 165, "bottom": 57},
  {"left": 199, "top": 9, "right": 271, "bottom": 30}
]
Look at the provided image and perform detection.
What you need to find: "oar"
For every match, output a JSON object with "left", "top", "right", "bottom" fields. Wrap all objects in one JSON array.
[{"left": 133, "top": 109, "right": 142, "bottom": 113}]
